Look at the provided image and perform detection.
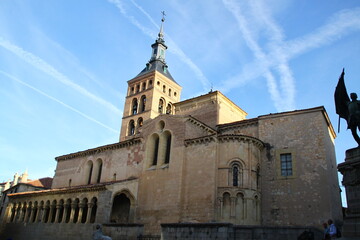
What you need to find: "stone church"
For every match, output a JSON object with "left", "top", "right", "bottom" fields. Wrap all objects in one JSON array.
[{"left": 0, "top": 20, "right": 342, "bottom": 240}]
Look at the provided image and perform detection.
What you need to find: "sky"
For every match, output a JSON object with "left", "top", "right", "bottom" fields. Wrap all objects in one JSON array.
[{"left": 0, "top": 0, "right": 359, "bottom": 207}]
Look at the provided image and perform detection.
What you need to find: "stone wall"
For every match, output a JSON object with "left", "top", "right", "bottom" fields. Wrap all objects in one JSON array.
[
  {"left": 161, "top": 223, "right": 324, "bottom": 240},
  {"left": 258, "top": 107, "right": 342, "bottom": 227}
]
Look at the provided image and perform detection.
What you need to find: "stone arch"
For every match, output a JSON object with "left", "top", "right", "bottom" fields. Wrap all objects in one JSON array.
[
  {"left": 137, "top": 117, "right": 143, "bottom": 133},
  {"left": 128, "top": 119, "right": 135, "bottom": 136},
  {"left": 90, "top": 197, "right": 97, "bottom": 223},
  {"left": 57, "top": 199, "right": 64, "bottom": 223},
  {"left": 73, "top": 198, "right": 80, "bottom": 223},
  {"left": 235, "top": 192, "right": 245, "bottom": 223},
  {"left": 158, "top": 98, "right": 165, "bottom": 114},
  {"left": 253, "top": 194, "right": 260, "bottom": 223},
  {"left": 222, "top": 192, "right": 231, "bottom": 220},
  {"left": 25, "top": 201, "right": 32, "bottom": 223},
  {"left": 140, "top": 95, "right": 146, "bottom": 112},
  {"left": 161, "top": 130, "right": 172, "bottom": 165},
  {"left": 110, "top": 190, "right": 135, "bottom": 223},
  {"left": 132, "top": 98, "right": 138, "bottom": 115},
  {"left": 85, "top": 160, "right": 93, "bottom": 185},
  {"left": 229, "top": 160, "right": 244, "bottom": 187},
  {"left": 50, "top": 200, "right": 57, "bottom": 223},
  {"left": 166, "top": 102, "right": 172, "bottom": 114},
  {"left": 81, "top": 198, "right": 88, "bottom": 223},
  {"left": 92, "top": 158, "right": 103, "bottom": 184},
  {"left": 256, "top": 164, "right": 260, "bottom": 189},
  {"left": 146, "top": 133, "right": 160, "bottom": 168},
  {"left": 44, "top": 200, "right": 50, "bottom": 223},
  {"left": 64, "top": 199, "right": 72, "bottom": 223}
]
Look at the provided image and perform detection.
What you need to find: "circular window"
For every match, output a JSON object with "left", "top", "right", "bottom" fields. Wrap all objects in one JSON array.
[{"left": 157, "top": 120, "right": 165, "bottom": 131}]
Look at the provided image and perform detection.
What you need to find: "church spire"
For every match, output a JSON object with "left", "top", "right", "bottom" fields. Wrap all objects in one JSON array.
[{"left": 157, "top": 11, "right": 166, "bottom": 41}]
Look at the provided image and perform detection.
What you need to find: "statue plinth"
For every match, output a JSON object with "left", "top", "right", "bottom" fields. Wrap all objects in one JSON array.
[{"left": 338, "top": 147, "right": 360, "bottom": 237}]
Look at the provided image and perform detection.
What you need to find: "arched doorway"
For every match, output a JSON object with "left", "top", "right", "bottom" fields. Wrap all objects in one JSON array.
[{"left": 110, "top": 193, "right": 132, "bottom": 223}]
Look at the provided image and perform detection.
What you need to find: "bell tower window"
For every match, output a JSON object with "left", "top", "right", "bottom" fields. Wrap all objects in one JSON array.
[{"left": 132, "top": 99, "right": 138, "bottom": 115}]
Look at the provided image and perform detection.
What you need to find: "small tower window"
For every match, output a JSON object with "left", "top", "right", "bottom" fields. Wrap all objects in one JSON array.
[
  {"left": 168, "top": 89, "right": 171, "bottom": 96},
  {"left": 129, "top": 120, "right": 135, "bottom": 136},
  {"left": 132, "top": 99, "right": 138, "bottom": 115},
  {"left": 137, "top": 118, "right": 143, "bottom": 132},
  {"left": 149, "top": 80, "right": 153, "bottom": 86},
  {"left": 163, "top": 85, "right": 166, "bottom": 93},
  {"left": 158, "top": 99, "right": 164, "bottom": 114},
  {"left": 136, "top": 85, "right": 140, "bottom": 93},
  {"left": 166, "top": 103, "right": 172, "bottom": 114},
  {"left": 140, "top": 95, "right": 146, "bottom": 112},
  {"left": 142, "top": 82, "right": 146, "bottom": 90}
]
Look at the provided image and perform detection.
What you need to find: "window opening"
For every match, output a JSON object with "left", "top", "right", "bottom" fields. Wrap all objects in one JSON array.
[
  {"left": 166, "top": 104, "right": 172, "bottom": 114},
  {"left": 152, "top": 136, "right": 159, "bottom": 166},
  {"left": 97, "top": 162, "right": 103, "bottom": 183},
  {"left": 233, "top": 166, "right": 239, "bottom": 186},
  {"left": 280, "top": 153, "right": 292, "bottom": 176},
  {"left": 129, "top": 120, "right": 135, "bottom": 136},
  {"left": 132, "top": 99, "right": 138, "bottom": 115},
  {"left": 158, "top": 99, "right": 164, "bottom": 114},
  {"left": 164, "top": 134, "right": 172, "bottom": 164},
  {"left": 141, "top": 96, "right": 146, "bottom": 112}
]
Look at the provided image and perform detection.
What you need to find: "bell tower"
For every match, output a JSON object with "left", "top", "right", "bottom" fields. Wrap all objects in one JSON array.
[{"left": 120, "top": 13, "right": 182, "bottom": 141}]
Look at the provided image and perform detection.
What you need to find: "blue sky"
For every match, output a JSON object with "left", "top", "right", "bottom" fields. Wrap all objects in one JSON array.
[{"left": 1, "top": 0, "right": 359, "bottom": 207}]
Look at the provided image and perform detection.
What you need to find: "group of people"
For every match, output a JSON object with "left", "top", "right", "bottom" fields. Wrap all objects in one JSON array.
[{"left": 322, "top": 219, "right": 339, "bottom": 239}]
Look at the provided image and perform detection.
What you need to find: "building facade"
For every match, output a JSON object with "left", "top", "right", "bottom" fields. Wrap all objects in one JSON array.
[{"left": 0, "top": 20, "right": 342, "bottom": 240}]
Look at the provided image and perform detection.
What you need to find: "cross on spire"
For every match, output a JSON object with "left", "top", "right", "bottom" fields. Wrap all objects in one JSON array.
[{"left": 158, "top": 11, "right": 166, "bottom": 40}]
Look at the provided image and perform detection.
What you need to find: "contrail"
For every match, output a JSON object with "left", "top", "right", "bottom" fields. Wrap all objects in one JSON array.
[
  {"left": 0, "top": 37, "right": 122, "bottom": 116},
  {"left": 0, "top": 70, "right": 119, "bottom": 133}
]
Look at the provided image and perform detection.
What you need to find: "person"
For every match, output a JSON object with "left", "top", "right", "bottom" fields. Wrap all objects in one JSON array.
[
  {"left": 347, "top": 92, "right": 360, "bottom": 146},
  {"left": 327, "top": 219, "right": 337, "bottom": 239},
  {"left": 93, "top": 224, "right": 112, "bottom": 240},
  {"left": 322, "top": 222, "right": 330, "bottom": 240}
]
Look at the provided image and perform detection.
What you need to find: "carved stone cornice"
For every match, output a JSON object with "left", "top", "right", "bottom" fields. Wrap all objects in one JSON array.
[
  {"left": 55, "top": 138, "right": 142, "bottom": 161},
  {"left": 184, "top": 134, "right": 216, "bottom": 147},
  {"left": 187, "top": 117, "right": 217, "bottom": 134},
  {"left": 217, "top": 134, "right": 264, "bottom": 149},
  {"left": 217, "top": 118, "right": 258, "bottom": 133}
]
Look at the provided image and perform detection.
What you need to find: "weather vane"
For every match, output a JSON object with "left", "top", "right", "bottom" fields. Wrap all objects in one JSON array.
[{"left": 161, "top": 11, "right": 166, "bottom": 22}]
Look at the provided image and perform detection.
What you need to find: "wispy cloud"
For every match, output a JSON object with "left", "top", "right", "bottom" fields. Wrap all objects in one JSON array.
[
  {"left": 222, "top": 1, "right": 360, "bottom": 112},
  {"left": 222, "top": 0, "right": 295, "bottom": 111},
  {"left": 108, "top": 0, "right": 212, "bottom": 91},
  {"left": 284, "top": 7, "right": 360, "bottom": 58},
  {"left": 1, "top": 70, "right": 118, "bottom": 133},
  {"left": 0, "top": 37, "right": 122, "bottom": 116}
]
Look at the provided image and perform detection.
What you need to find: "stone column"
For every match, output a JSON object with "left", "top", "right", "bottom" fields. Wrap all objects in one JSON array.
[
  {"left": 19, "top": 205, "right": 25, "bottom": 223},
  {"left": 54, "top": 205, "right": 61, "bottom": 223},
  {"left": 230, "top": 197, "right": 236, "bottom": 218},
  {"left": 42, "top": 206, "right": 49, "bottom": 223},
  {"left": 77, "top": 203, "right": 85, "bottom": 224},
  {"left": 69, "top": 203, "right": 77, "bottom": 223},
  {"left": 338, "top": 147, "right": 360, "bottom": 238},
  {"left": 4, "top": 204, "right": 13, "bottom": 223},
  {"left": 35, "top": 206, "right": 42, "bottom": 223},
  {"left": 62, "top": 204, "right": 69, "bottom": 223},
  {"left": 86, "top": 202, "right": 94, "bottom": 223},
  {"left": 29, "top": 206, "right": 36, "bottom": 223},
  {"left": 24, "top": 206, "right": 31, "bottom": 223},
  {"left": 218, "top": 198, "right": 223, "bottom": 219},
  {"left": 48, "top": 204, "right": 54, "bottom": 223}
]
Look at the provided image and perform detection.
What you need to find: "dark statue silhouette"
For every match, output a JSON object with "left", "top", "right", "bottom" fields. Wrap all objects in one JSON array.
[{"left": 335, "top": 69, "right": 360, "bottom": 146}]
